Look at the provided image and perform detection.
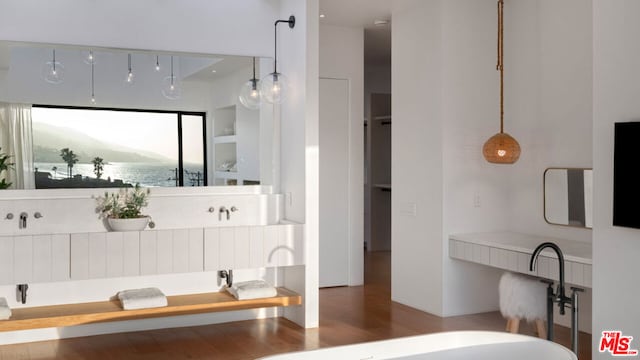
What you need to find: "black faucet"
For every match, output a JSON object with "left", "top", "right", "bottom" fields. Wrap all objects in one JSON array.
[
  {"left": 530, "top": 241, "right": 584, "bottom": 355},
  {"left": 530, "top": 242, "right": 570, "bottom": 315}
]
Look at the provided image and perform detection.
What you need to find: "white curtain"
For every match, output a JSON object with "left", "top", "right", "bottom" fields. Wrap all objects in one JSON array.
[{"left": 0, "top": 102, "right": 34, "bottom": 189}]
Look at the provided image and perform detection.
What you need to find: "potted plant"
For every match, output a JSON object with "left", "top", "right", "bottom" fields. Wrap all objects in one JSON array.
[
  {"left": 0, "top": 147, "right": 14, "bottom": 190},
  {"left": 95, "top": 184, "right": 152, "bottom": 231}
]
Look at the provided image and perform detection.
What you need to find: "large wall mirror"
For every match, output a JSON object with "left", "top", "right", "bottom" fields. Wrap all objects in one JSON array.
[
  {"left": 544, "top": 168, "right": 593, "bottom": 228},
  {"left": 0, "top": 41, "right": 274, "bottom": 191}
]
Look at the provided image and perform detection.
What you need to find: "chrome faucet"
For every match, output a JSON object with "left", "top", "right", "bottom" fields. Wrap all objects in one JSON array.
[{"left": 530, "top": 241, "right": 584, "bottom": 355}]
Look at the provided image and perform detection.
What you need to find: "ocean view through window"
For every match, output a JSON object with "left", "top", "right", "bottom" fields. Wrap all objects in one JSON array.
[{"left": 32, "top": 106, "right": 206, "bottom": 189}]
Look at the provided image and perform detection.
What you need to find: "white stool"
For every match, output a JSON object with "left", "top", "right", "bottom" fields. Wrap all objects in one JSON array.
[{"left": 499, "top": 272, "right": 547, "bottom": 338}]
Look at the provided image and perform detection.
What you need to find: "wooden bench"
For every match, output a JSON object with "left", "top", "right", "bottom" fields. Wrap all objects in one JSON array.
[{"left": 0, "top": 287, "right": 301, "bottom": 332}]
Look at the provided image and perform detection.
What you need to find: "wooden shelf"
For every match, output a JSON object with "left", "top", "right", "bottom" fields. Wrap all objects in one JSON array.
[{"left": 0, "top": 287, "right": 301, "bottom": 332}]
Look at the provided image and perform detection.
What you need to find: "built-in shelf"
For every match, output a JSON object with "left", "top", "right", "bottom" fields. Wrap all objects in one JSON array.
[
  {"left": 373, "top": 183, "right": 391, "bottom": 191},
  {"left": 215, "top": 170, "right": 238, "bottom": 179},
  {"left": 213, "top": 135, "right": 237, "bottom": 144},
  {"left": 0, "top": 288, "right": 301, "bottom": 332}
]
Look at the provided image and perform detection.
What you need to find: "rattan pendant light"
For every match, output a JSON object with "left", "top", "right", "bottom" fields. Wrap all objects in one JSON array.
[{"left": 483, "top": 0, "right": 520, "bottom": 164}]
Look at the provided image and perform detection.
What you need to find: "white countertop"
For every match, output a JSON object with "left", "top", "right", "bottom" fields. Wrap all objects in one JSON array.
[{"left": 449, "top": 232, "right": 592, "bottom": 265}]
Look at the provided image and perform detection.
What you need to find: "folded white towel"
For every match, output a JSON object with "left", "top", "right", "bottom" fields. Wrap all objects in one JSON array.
[
  {"left": 226, "top": 280, "right": 277, "bottom": 300},
  {"left": 117, "top": 287, "right": 167, "bottom": 310},
  {"left": 0, "top": 297, "right": 11, "bottom": 320}
]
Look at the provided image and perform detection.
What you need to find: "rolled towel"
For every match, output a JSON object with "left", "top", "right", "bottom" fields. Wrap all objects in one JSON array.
[
  {"left": 117, "top": 287, "right": 167, "bottom": 310},
  {"left": 226, "top": 280, "right": 277, "bottom": 300},
  {"left": 0, "top": 297, "right": 11, "bottom": 320}
]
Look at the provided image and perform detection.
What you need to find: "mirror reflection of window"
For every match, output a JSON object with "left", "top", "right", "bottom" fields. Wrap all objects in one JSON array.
[
  {"left": 31, "top": 106, "right": 206, "bottom": 189},
  {"left": 543, "top": 168, "right": 593, "bottom": 229}
]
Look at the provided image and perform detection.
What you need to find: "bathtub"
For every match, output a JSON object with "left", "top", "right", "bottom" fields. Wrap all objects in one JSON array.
[{"left": 258, "top": 331, "right": 577, "bottom": 360}]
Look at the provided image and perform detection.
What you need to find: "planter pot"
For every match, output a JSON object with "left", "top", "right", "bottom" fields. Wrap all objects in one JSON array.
[{"left": 107, "top": 216, "right": 150, "bottom": 232}]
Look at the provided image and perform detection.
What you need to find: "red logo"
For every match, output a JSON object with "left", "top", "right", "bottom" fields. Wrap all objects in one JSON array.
[{"left": 600, "top": 331, "right": 639, "bottom": 356}]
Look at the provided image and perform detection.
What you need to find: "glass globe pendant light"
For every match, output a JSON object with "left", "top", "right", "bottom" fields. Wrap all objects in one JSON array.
[
  {"left": 239, "top": 57, "right": 262, "bottom": 110},
  {"left": 124, "top": 53, "right": 135, "bottom": 85},
  {"left": 42, "top": 49, "right": 65, "bottom": 84},
  {"left": 482, "top": 0, "right": 520, "bottom": 164},
  {"left": 155, "top": 55, "right": 161, "bottom": 72},
  {"left": 83, "top": 50, "right": 96, "bottom": 65},
  {"left": 90, "top": 61, "right": 96, "bottom": 104},
  {"left": 162, "top": 56, "right": 181, "bottom": 100},
  {"left": 261, "top": 15, "right": 296, "bottom": 104}
]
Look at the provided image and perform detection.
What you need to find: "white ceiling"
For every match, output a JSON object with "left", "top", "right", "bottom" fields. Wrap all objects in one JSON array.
[{"left": 319, "top": 0, "right": 392, "bottom": 67}]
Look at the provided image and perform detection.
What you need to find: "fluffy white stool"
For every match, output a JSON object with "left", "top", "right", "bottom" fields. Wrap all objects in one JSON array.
[{"left": 499, "top": 272, "right": 547, "bottom": 338}]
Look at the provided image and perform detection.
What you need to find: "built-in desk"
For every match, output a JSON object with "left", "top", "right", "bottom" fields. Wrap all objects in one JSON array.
[{"left": 449, "top": 232, "right": 592, "bottom": 288}]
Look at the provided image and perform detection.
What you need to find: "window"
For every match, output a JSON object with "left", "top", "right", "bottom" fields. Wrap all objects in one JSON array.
[{"left": 31, "top": 106, "right": 206, "bottom": 189}]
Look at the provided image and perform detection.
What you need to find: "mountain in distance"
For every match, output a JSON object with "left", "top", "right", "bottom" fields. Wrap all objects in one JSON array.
[{"left": 33, "top": 122, "right": 175, "bottom": 164}]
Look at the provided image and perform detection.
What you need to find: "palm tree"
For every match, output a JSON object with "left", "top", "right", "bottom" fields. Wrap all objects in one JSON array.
[
  {"left": 92, "top": 157, "right": 104, "bottom": 179},
  {"left": 59, "top": 148, "right": 79, "bottom": 178}
]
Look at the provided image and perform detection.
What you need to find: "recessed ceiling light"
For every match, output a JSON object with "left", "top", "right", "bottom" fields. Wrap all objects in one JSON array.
[
  {"left": 374, "top": 19, "right": 389, "bottom": 26},
  {"left": 320, "top": 14, "right": 325, "bottom": 18},
  {"left": 211, "top": 69, "right": 217, "bottom": 73}
]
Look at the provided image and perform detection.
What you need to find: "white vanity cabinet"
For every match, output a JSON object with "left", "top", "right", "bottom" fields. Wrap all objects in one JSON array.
[
  {"left": 204, "top": 224, "right": 305, "bottom": 271},
  {"left": 0, "top": 235, "right": 70, "bottom": 285},
  {"left": 1, "top": 223, "right": 304, "bottom": 285},
  {"left": 449, "top": 232, "right": 592, "bottom": 288}
]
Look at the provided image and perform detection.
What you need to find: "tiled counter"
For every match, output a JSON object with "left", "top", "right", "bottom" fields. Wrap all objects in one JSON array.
[{"left": 449, "top": 232, "right": 591, "bottom": 288}]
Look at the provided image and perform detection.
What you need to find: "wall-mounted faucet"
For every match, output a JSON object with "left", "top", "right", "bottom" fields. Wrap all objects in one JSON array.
[
  {"left": 17, "top": 284, "right": 28, "bottom": 304},
  {"left": 219, "top": 206, "right": 229, "bottom": 221},
  {"left": 19, "top": 212, "right": 28, "bottom": 229},
  {"left": 530, "top": 241, "right": 584, "bottom": 354}
]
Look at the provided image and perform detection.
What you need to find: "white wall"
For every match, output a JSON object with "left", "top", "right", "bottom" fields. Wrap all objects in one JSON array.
[
  {"left": 319, "top": 24, "right": 364, "bottom": 286},
  {"left": 279, "top": 0, "right": 320, "bottom": 328},
  {"left": 391, "top": 0, "right": 445, "bottom": 315},
  {"left": 0, "top": 0, "right": 279, "bottom": 58},
  {"left": 593, "top": 1, "right": 640, "bottom": 358}
]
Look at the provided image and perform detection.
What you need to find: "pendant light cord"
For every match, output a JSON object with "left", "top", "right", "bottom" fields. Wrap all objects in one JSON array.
[{"left": 497, "top": 0, "right": 504, "bottom": 134}]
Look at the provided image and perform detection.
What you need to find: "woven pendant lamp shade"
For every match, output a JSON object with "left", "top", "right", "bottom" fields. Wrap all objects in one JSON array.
[
  {"left": 483, "top": 0, "right": 520, "bottom": 164},
  {"left": 483, "top": 132, "right": 520, "bottom": 164}
]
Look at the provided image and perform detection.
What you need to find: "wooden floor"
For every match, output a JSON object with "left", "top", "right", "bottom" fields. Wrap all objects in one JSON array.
[{"left": 0, "top": 251, "right": 591, "bottom": 359}]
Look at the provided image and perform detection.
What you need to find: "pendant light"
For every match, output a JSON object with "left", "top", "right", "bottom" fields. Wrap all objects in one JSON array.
[
  {"left": 162, "top": 56, "right": 181, "bottom": 100},
  {"left": 155, "top": 55, "right": 161, "bottom": 72},
  {"left": 482, "top": 0, "right": 520, "bottom": 164},
  {"left": 83, "top": 50, "right": 96, "bottom": 65},
  {"left": 125, "top": 53, "right": 135, "bottom": 85},
  {"left": 261, "top": 15, "right": 296, "bottom": 104},
  {"left": 238, "top": 57, "right": 262, "bottom": 110},
  {"left": 90, "top": 61, "right": 96, "bottom": 104},
  {"left": 42, "top": 49, "right": 64, "bottom": 84}
]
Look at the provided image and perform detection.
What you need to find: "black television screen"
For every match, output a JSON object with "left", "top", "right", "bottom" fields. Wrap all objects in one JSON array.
[{"left": 613, "top": 122, "right": 640, "bottom": 229}]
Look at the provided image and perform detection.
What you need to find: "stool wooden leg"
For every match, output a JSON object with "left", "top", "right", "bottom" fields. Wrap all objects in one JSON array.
[
  {"left": 507, "top": 317, "right": 520, "bottom": 333},
  {"left": 506, "top": 318, "right": 511, "bottom": 332},
  {"left": 535, "top": 319, "right": 547, "bottom": 339}
]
